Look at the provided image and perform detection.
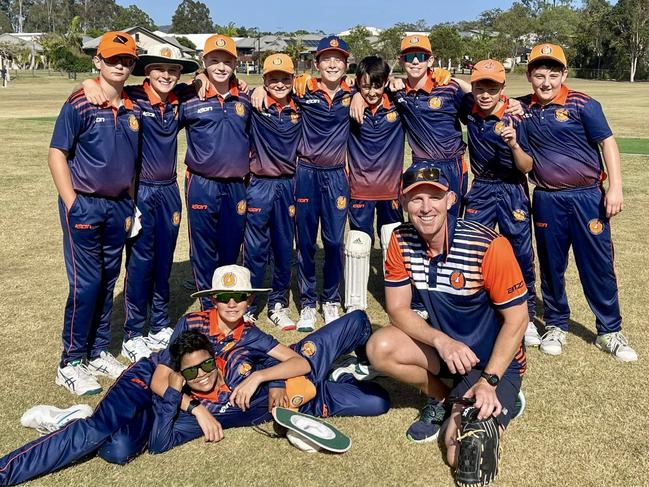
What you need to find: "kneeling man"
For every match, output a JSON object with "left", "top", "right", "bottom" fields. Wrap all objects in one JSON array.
[{"left": 367, "top": 163, "right": 528, "bottom": 468}]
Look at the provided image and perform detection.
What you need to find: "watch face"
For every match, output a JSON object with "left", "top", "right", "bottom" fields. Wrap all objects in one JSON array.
[{"left": 482, "top": 372, "right": 499, "bottom": 386}]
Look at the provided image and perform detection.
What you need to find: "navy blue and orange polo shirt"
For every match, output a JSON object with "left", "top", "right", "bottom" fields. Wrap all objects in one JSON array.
[
  {"left": 50, "top": 88, "right": 142, "bottom": 198},
  {"left": 126, "top": 80, "right": 181, "bottom": 183},
  {"left": 518, "top": 85, "right": 613, "bottom": 189},
  {"left": 177, "top": 79, "right": 251, "bottom": 179},
  {"left": 392, "top": 73, "right": 466, "bottom": 163},
  {"left": 249, "top": 95, "right": 302, "bottom": 177},
  {"left": 385, "top": 218, "right": 528, "bottom": 375},
  {"left": 348, "top": 94, "right": 405, "bottom": 200},
  {"left": 461, "top": 94, "right": 530, "bottom": 183},
  {"left": 296, "top": 77, "right": 352, "bottom": 168}
]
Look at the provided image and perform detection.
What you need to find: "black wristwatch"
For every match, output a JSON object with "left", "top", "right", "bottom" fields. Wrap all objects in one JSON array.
[
  {"left": 186, "top": 398, "right": 201, "bottom": 415},
  {"left": 480, "top": 371, "right": 500, "bottom": 387}
]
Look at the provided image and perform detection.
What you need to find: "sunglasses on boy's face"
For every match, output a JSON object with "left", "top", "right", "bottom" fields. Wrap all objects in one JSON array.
[
  {"left": 100, "top": 55, "right": 136, "bottom": 67},
  {"left": 401, "top": 52, "right": 431, "bottom": 63},
  {"left": 181, "top": 357, "right": 217, "bottom": 381},
  {"left": 212, "top": 292, "right": 250, "bottom": 304}
]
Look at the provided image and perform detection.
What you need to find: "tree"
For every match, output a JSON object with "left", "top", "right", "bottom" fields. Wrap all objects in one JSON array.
[
  {"left": 536, "top": 5, "right": 579, "bottom": 46},
  {"left": 573, "top": 0, "right": 613, "bottom": 72},
  {"left": 610, "top": 0, "right": 649, "bottom": 82},
  {"left": 343, "top": 25, "right": 374, "bottom": 62},
  {"left": 175, "top": 35, "right": 196, "bottom": 50},
  {"left": 113, "top": 5, "right": 156, "bottom": 31},
  {"left": 0, "top": 9, "right": 11, "bottom": 32},
  {"left": 429, "top": 25, "right": 463, "bottom": 68},
  {"left": 377, "top": 25, "right": 405, "bottom": 67},
  {"left": 396, "top": 19, "right": 429, "bottom": 32},
  {"left": 286, "top": 37, "right": 305, "bottom": 68},
  {"left": 493, "top": 2, "right": 536, "bottom": 62},
  {"left": 170, "top": 0, "right": 213, "bottom": 34}
]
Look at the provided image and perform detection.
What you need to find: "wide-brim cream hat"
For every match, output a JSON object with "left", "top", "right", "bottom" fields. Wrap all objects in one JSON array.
[
  {"left": 133, "top": 43, "right": 199, "bottom": 76},
  {"left": 191, "top": 265, "right": 271, "bottom": 298}
]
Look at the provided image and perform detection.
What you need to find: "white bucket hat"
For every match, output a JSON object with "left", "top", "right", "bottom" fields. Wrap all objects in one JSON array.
[
  {"left": 133, "top": 43, "right": 199, "bottom": 76},
  {"left": 191, "top": 265, "right": 271, "bottom": 298}
]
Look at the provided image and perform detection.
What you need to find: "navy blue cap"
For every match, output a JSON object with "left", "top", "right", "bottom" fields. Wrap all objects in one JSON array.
[
  {"left": 401, "top": 162, "right": 450, "bottom": 194},
  {"left": 316, "top": 36, "right": 350, "bottom": 59}
]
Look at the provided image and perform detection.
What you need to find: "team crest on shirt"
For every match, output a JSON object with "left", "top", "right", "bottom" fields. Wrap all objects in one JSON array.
[
  {"left": 386, "top": 111, "right": 398, "bottom": 123},
  {"left": 512, "top": 209, "right": 526, "bottom": 221},
  {"left": 336, "top": 196, "right": 347, "bottom": 210},
  {"left": 290, "top": 112, "right": 300, "bottom": 124},
  {"left": 128, "top": 114, "right": 139, "bottom": 132},
  {"left": 555, "top": 108, "right": 569, "bottom": 122},
  {"left": 588, "top": 218, "right": 604, "bottom": 235},
  {"left": 341, "top": 95, "right": 351, "bottom": 107},
  {"left": 124, "top": 216, "right": 133, "bottom": 232},
  {"left": 428, "top": 97, "right": 442, "bottom": 110},
  {"left": 237, "top": 200, "right": 247, "bottom": 215},
  {"left": 288, "top": 205, "right": 296, "bottom": 217},
  {"left": 494, "top": 121, "right": 505, "bottom": 135},
  {"left": 221, "top": 341, "right": 235, "bottom": 353},
  {"left": 301, "top": 341, "right": 317, "bottom": 357},
  {"left": 171, "top": 211, "right": 181, "bottom": 226},
  {"left": 290, "top": 395, "right": 304, "bottom": 407},
  {"left": 222, "top": 272, "right": 237, "bottom": 287},
  {"left": 450, "top": 271, "right": 466, "bottom": 290},
  {"left": 239, "top": 362, "right": 252, "bottom": 376},
  {"left": 235, "top": 102, "right": 246, "bottom": 117}
]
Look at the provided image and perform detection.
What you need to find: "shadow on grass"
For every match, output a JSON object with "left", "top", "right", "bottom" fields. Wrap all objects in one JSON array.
[
  {"left": 533, "top": 296, "right": 597, "bottom": 345},
  {"left": 109, "top": 259, "right": 198, "bottom": 356}
]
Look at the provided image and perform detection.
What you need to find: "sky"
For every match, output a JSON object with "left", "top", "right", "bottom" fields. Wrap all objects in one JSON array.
[{"left": 118, "top": 0, "right": 525, "bottom": 33}]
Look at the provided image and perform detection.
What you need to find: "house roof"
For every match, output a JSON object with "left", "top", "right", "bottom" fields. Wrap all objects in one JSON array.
[{"left": 82, "top": 26, "right": 196, "bottom": 55}]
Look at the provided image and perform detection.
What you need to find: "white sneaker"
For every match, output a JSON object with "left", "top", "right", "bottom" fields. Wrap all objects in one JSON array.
[
  {"left": 87, "top": 351, "right": 127, "bottom": 379},
  {"left": 524, "top": 322, "right": 542, "bottom": 347},
  {"left": 329, "top": 357, "right": 382, "bottom": 382},
  {"left": 595, "top": 331, "right": 638, "bottom": 362},
  {"left": 145, "top": 327, "right": 174, "bottom": 352},
  {"left": 539, "top": 326, "right": 567, "bottom": 356},
  {"left": 296, "top": 306, "right": 317, "bottom": 332},
  {"left": 268, "top": 303, "right": 296, "bottom": 331},
  {"left": 55, "top": 361, "right": 102, "bottom": 396},
  {"left": 121, "top": 336, "right": 153, "bottom": 363},
  {"left": 322, "top": 302, "right": 341, "bottom": 325},
  {"left": 21, "top": 404, "right": 93, "bottom": 435}
]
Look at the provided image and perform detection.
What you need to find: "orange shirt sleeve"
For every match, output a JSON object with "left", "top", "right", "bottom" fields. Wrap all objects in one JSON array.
[
  {"left": 384, "top": 232, "right": 410, "bottom": 287},
  {"left": 482, "top": 236, "right": 528, "bottom": 308}
]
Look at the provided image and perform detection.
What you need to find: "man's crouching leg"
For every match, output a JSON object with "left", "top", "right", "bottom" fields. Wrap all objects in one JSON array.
[{"left": 366, "top": 325, "right": 448, "bottom": 399}]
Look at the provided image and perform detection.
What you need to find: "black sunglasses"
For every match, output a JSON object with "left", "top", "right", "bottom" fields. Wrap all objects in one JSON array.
[
  {"left": 402, "top": 166, "right": 442, "bottom": 189},
  {"left": 213, "top": 292, "right": 250, "bottom": 304},
  {"left": 401, "top": 52, "right": 431, "bottom": 63},
  {"left": 100, "top": 55, "right": 136, "bottom": 68},
  {"left": 181, "top": 357, "right": 216, "bottom": 381}
]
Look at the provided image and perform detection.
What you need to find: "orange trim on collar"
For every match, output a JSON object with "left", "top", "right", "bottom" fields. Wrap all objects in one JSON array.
[
  {"left": 365, "top": 93, "right": 392, "bottom": 115},
  {"left": 208, "top": 309, "right": 247, "bottom": 342},
  {"left": 405, "top": 71, "right": 434, "bottom": 94},
  {"left": 266, "top": 94, "right": 297, "bottom": 112},
  {"left": 472, "top": 96, "right": 509, "bottom": 119},
  {"left": 143, "top": 79, "right": 179, "bottom": 107},
  {"left": 98, "top": 88, "right": 135, "bottom": 111},
  {"left": 191, "top": 357, "right": 231, "bottom": 402},
  {"left": 205, "top": 77, "right": 240, "bottom": 100},
  {"left": 309, "top": 77, "right": 352, "bottom": 94},
  {"left": 530, "top": 84, "right": 569, "bottom": 107}
]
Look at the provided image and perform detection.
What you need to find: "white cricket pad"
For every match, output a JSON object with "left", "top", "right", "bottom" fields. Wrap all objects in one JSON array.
[
  {"left": 344, "top": 230, "right": 372, "bottom": 312},
  {"left": 380, "top": 222, "right": 401, "bottom": 275}
]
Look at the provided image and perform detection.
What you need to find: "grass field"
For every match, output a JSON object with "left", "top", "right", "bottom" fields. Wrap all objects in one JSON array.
[{"left": 0, "top": 72, "right": 648, "bottom": 487}]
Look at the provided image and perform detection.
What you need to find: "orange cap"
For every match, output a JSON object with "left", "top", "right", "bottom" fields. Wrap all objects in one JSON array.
[
  {"left": 263, "top": 53, "right": 294, "bottom": 75},
  {"left": 471, "top": 59, "right": 506, "bottom": 84},
  {"left": 203, "top": 34, "right": 237, "bottom": 58},
  {"left": 400, "top": 35, "right": 432, "bottom": 54},
  {"left": 528, "top": 43, "right": 567, "bottom": 67},
  {"left": 97, "top": 32, "right": 138, "bottom": 58}
]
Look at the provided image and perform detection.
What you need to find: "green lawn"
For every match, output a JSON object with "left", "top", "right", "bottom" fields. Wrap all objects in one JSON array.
[{"left": 0, "top": 74, "right": 648, "bottom": 487}]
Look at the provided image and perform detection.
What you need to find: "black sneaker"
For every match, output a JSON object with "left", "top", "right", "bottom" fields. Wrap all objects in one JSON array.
[{"left": 406, "top": 398, "right": 448, "bottom": 443}]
